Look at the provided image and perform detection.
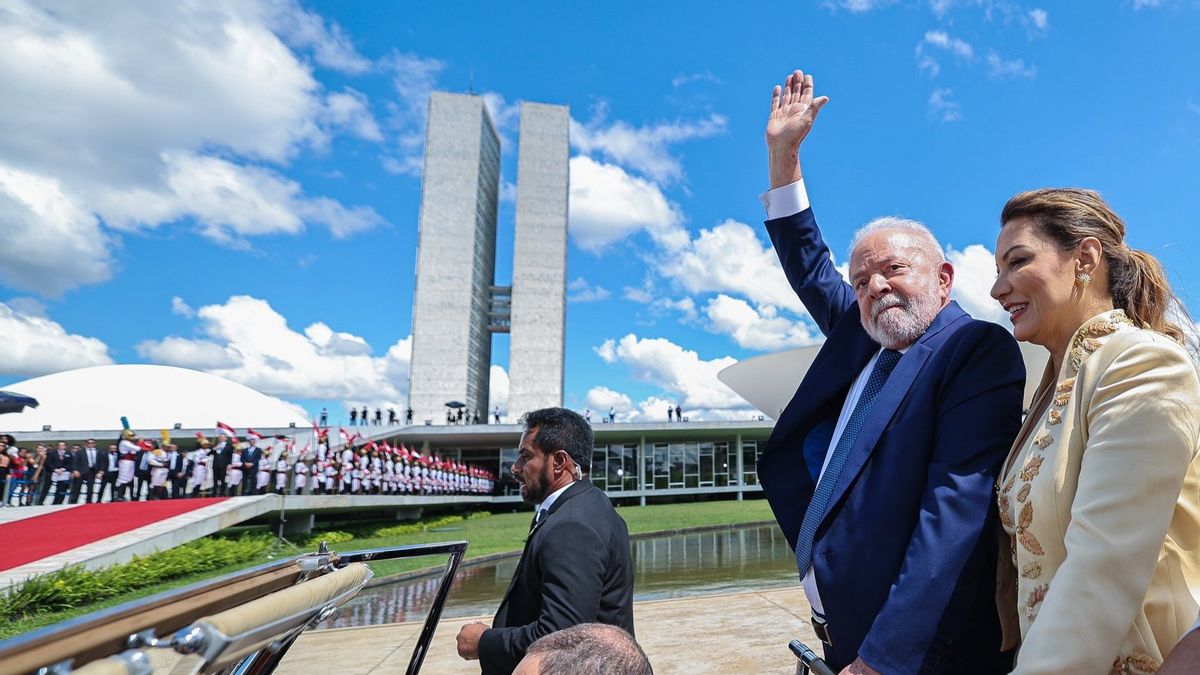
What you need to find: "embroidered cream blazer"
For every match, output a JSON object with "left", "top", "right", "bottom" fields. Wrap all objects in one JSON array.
[{"left": 996, "top": 310, "right": 1200, "bottom": 675}]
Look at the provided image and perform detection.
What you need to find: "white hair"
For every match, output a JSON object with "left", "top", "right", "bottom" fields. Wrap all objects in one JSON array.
[{"left": 849, "top": 216, "right": 945, "bottom": 264}]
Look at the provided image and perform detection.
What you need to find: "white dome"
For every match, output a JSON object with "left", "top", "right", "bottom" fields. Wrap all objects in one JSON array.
[{"left": 1, "top": 364, "right": 309, "bottom": 432}]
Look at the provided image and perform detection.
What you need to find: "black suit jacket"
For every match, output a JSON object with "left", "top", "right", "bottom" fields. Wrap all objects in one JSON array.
[
  {"left": 479, "top": 481, "right": 634, "bottom": 675},
  {"left": 211, "top": 443, "right": 231, "bottom": 476},
  {"left": 167, "top": 453, "right": 190, "bottom": 480},
  {"left": 46, "top": 450, "right": 74, "bottom": 479},
  {"left": 73, "top": 447, "right": 101, "bottom": 476}
]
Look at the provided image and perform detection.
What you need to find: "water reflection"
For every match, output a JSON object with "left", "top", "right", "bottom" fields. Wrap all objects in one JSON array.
[{"left": 319, "top": 524, "right": 796, "bottom": 629}]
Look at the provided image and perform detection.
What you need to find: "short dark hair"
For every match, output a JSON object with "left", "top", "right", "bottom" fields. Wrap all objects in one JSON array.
[
  {"left": 523, "top": 407, "right": 592, "bottom": 474},
  {"left": 526, "top": 623, "right": 651, "bottom": 675}
]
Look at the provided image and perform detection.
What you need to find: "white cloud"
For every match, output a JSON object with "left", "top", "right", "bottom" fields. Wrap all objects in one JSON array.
[
  {"left": 0, "top": 0, "right": 386, "bottom": 293},
  {"left": 382, "top": 51, "right": 445, "bottom": 176},
  {"left": 1027, "top": 8, "right": 1050, "bottom": 33},
  {"left": 928, "top": 88, "right": 963, "bottom": 122},
  {"left": 657, "top": 219, "right": 808, "bottom": 315},
  {"left": 570, "top": 109, "right": 727, "bottom": 184},
  {"left": 481, "top": 91, "right": 522, "bottom": 148},
  {"left": 136, "top": 337, "right": 244, "bottom": 370},
  {"left": 1132, "top": 0, "right": 1163, "bottom": 8},
  {"left": 671, "top": 71, "right": 722, "bottom": 88},
  {"left": 918, "top": 53, "right": 941, "bottom": 78},
  {"left": 947, "top": 244, "right": 1009, "bottom": 325},
  {"left": 586, "top": 386, "right": 633, "bottom": 415},
  {"left": 489, "top": 365, "right": 509, "bottom": 413},
  {"left": 929, "top": 0, "right": 957, "bottom": 17},
  {"left": 171, "top": 296, "right": 194, "bottom": 318},
  {"left": 923, "top": 30, "right": 975, "bottom": 59},
  {"left": 98, "top": 152, "right": 383, "bottom": 246},
  {"left": 593, "top": 333, "right": 748, "bottom": 410},
  {"left": 824, "top": 0, "right": 898, "bottom": 12},
  {"left": 0, "top": 167, "right": 114, "bottom": 296},
  {"left": 704, "top": 294, "right": 822, "bottom": 350},
  {"left": 267, "top": 1, "right": 372, "bottom": 74},
  {"left": 304, "top": 322, "right": 372, "bottom": 356},
  {"left": 568, "top": 277, "right": 611, "bottom": 303},
  {"left": 568, "top": 156, "right": 687, "bottom": 252},
  {"left": 987, "top": 51, "right": 1038, "bottom": 79},
  {"left": 136, "top": 295, "right": 412, "bottom": 403},
  {"left": 323, "top": 88, "right": 383, "bottom": 141},
  {"left": 0, "top": 301, "right": 113, "bottom": 377}
]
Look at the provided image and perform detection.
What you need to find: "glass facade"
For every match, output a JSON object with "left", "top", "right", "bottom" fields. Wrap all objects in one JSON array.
[{"left": 400, "top": 425, "right": 773, "bottom": 500}]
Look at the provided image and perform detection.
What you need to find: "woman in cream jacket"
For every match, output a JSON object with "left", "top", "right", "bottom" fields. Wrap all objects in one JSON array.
[{"left": 990, "top": 188, "right": 1200, "bottom": 674}]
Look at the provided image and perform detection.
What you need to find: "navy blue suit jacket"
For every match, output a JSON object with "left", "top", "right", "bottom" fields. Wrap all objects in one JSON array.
[{"left": 758, "top": 208, "right": 1024, "bottom": 673}]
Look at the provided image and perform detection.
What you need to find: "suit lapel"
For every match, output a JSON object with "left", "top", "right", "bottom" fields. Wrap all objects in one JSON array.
[
  {"left": 817, "top": 302, "right": 968, "bottom": 525},
  {"left": 818, "top": 342, "right": 931, "bottom": 524},
  {"left": 495, "top": 481, "right": 589, "bottom": 623}
]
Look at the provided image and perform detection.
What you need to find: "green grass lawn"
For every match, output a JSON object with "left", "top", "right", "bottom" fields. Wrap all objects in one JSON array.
[{"left": 1, "top": 498, "right": 773, "bottom": 640}]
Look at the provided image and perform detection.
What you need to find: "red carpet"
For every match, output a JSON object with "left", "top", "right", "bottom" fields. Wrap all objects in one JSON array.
[{"left": 0, "top": 498, "right": 228, "bottom": 572}]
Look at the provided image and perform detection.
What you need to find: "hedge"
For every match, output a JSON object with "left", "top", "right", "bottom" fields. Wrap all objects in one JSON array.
[
  {"left": 0, "top": 533, "right": 273, "bottom": 624},
  {"left": 2, "top": 511, "right": 492, "bottom": 625}
]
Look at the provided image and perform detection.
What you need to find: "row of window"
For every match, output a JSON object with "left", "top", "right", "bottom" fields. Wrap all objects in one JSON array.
[{"left": 473, "top": 440, "right": 765, "bottom": 496}]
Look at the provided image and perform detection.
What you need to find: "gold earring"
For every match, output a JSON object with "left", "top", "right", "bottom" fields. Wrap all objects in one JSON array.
[{"left": 1076, "top": 272, "right": 1092, "bottom": 288}]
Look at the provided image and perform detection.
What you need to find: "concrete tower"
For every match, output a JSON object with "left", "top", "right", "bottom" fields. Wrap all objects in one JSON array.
[
  {"left": 407, "top": 92, "right": 500, "bottom": 425},
  {"left": 506, "top": 102, "right": 570, "bottom": 420}
]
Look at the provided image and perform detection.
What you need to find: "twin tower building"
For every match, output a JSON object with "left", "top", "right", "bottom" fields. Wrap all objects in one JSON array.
[{"left": 407, "top": 93, "right": 569, "bottom": 425}]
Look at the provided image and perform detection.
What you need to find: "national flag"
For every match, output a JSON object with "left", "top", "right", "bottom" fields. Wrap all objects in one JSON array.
[
  {"left": 216, "top": 421, "right": 237, "bottom": 436},
  {"left": 246, "top": 428, "right": 265, "bottom": 440}
]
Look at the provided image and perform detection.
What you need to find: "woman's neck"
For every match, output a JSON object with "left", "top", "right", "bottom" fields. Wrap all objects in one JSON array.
[{"left": 1048, "top": 298, "right": 1118, "bottom": 375}]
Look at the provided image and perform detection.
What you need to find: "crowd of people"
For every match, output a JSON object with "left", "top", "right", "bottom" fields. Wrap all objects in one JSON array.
[{"left": 0, "top": 428, "right": 496, "bottom": 507}]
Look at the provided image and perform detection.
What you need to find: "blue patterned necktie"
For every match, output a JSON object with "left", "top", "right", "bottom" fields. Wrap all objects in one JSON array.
[{"left": 795, "top": 349, "right": 903, "bottom": 578}]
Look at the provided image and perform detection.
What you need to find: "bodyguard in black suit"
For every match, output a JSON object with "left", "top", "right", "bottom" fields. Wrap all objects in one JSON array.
[
  {"left": 98, "top": 444, "right": 120, "bottom": 502},
  {"left": 211, "top": 435, "right": 232, "bottom": 496},
  {"left": 455, "top": 408, "right": 634, "bottom": 675},
  {"left": 166, "top": 445, "right": 190, "bottom": 498},
  {"left": 42, "top": 442, "right": 74, "bottom": 504},
  {"left": 241, "top": 439, "right": 262, "bottom": 495},
  {"left": 70, "top": 439, "right": 102, "bottom": 503}
]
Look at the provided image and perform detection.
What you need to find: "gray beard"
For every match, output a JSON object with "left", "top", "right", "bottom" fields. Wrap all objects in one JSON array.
[{"left": 862, "top": 291, "right": 942, "bottom": 350}]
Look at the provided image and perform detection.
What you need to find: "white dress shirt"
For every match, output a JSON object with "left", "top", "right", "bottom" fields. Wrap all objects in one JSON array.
[
  {"left": 760, "top": 179, "right": 904, "bottom": 616},
  {"left": 535, "top": 481, "right": 574, "bottom": 523}
]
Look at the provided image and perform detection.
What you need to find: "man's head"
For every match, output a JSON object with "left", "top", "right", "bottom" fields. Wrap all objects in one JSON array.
[
  {"left": 849, "top": 217, "right": 954, "bottom": 350},
  {"left": 108, "top": 444, "right": 117, "bottom": 452},
  {"left": 513, "top": 408, "right": 592, "bottom": 505},
  {"left": 514, "top": 623, "right": 652, "bottom": 675},
  {"left": 57, "top": 441, "right": 67, "bottom": 451},
  {"left": 85, "top": 439, "right": 96, "bottom": 448}
]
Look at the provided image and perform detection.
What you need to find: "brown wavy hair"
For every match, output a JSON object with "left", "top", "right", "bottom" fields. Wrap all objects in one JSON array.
[{"left": 1000, "top": 188, "right": 1185, "bottom": 344}]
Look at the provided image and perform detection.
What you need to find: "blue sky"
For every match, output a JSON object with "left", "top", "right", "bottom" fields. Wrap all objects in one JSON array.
[{"left": 1, "top": 0, "right": 1198, "bottom": 424}]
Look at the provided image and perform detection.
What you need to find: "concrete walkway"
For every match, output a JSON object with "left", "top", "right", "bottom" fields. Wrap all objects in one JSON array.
[{"left": 278, "top": 587, "right": 818, "bottom": 674}]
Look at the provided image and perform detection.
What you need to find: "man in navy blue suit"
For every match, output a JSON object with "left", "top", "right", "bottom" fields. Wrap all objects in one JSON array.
[{"left": 757, "top": 70, "right": 1025, "bottom": 674}]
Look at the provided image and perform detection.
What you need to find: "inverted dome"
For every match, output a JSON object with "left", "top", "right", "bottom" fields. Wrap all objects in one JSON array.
[{"left": 0, "top": 364, "right": 309, "bottom": 432}]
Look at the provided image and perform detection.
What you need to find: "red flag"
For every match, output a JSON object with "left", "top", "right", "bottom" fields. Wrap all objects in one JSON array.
[
  {"left": 246, "top": 428, "right": 265, "bottom": 440},
  {"left": 339, "top": 428, "right": 352, "bottom": 444},
  {"left": 138, "top": 440, "right": 155, "bottom": 450},
  {"left": 216, "top": 421, "right": 237, "bottom": 436}
]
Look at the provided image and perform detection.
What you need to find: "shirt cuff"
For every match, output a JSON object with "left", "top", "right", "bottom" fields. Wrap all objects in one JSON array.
[{"left": 759, "top": 179, "right": 810, "bottom": 220}]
